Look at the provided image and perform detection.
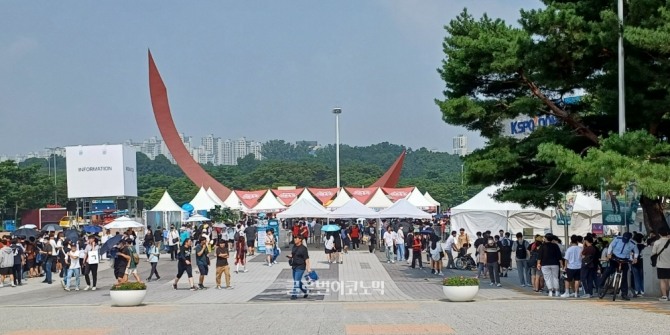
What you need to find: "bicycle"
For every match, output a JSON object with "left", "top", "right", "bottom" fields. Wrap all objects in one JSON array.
[{"left": 598, "top": 258, "right": 632, "bottom": 301}]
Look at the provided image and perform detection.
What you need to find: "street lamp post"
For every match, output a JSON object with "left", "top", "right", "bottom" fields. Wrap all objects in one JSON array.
[
  {"left": 618, "top": 0, "right": 626, "bottom": 136},
  {"left": 333, "top": 108, "right": 342, "bottom": 188}
]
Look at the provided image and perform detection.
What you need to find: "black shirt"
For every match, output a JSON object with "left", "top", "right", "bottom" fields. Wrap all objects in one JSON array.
[
  {"left": 484, "top": 244, "right": 500, "bottom": 263},
  {"left": 178, "top": 246, "right": 192, "bottom": 266},
  {"left": 291, "top": 244, "right": 309, "bottom": 270},
  {"left": 244, "top": 226, "right": 257, "bottom": 242},
  {"left": 215, "top": 246, "right": 229, "bottom": 267},
  {"left": 539, "top": 242, "right": 562, "bottom": 266}
]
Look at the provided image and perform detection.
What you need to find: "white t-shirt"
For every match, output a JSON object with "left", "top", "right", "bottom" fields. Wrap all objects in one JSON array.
[
  {"left": 396, "top": 230, "right": 405, "bottom": 245},
  {"left": 446, "top": 235, "right": 455, "bottom": 251},
  {"left": 565, "top": 245, "right": 582, "bottom": 269},
  {"left": 383, "top": 231, "right": 395, "bottom": 247},
  {"left": 68, "top": 250, "right": 80, "bottom": 269}
]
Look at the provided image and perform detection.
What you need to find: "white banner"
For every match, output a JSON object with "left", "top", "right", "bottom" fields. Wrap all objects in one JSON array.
[{"left": 65, "top": 144, "right": 138, "bottom": 198}]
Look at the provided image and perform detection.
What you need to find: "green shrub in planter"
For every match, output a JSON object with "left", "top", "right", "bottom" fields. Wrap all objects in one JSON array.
[
  {"left": 111, "top": 282, "right": 147, "bottom": 290},
  {"left": 442, "top": 276, "right": 479, "bottom": 286}
]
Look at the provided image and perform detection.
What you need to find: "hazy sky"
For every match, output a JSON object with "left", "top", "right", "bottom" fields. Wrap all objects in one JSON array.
[{"left": 0, "top": 0, "right": 541, "bottom": 156}]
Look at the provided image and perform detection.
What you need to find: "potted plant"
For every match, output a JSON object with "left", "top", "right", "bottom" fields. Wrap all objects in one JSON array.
[
  {"left": 110, "top": 282, "right": 147, "bottom": 307},
  {"left": 442, "top": 276, "right": 479, "bottom": 302}
]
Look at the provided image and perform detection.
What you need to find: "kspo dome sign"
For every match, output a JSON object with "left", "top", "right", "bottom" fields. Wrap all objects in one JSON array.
[{"left": 507, "top": 115, "right": 558, "bottom": 135}]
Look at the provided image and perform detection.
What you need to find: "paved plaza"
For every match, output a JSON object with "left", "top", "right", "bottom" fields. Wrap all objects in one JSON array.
[{"left": 1, "top": 241, "right": 670, "bottom": 334}]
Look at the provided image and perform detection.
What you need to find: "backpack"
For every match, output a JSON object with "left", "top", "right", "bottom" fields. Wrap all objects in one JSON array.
[
  {"left": 130, "top": 248, "right": 140, "bottom": 264},
  {"left": 528, "top": 242, "right": 540, "bottom": 264},
  {"left": 515, "top": 240, "right": 528, "bottom": 259}
]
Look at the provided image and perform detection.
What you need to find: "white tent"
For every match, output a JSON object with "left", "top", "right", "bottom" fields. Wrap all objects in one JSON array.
[
  {"left": 365, "top": 188, "right": 394, "bottom": 210},
  {"left": 223, "top": 191, "right": 250, "bottom": 212},
  {"left": 327, "top": 188, "right": 351, "bottom": 209},
  {"left": 451, "top": 185, "right": 553, "bottom": 237},
  {"left": 328, "top": 199, "right": 379, "bottom": 219},
  {"left": 405, "top": 188, "right": 436, "bottom": 209},
  {"left": 277, "top": 198, "right": 330, "bottom": 219},
  {"left": 147, "top": 191, "right": 185, "bottom": 230},
  {"left": 206, "top": 188, "right": 227, "bottom": 208},
  {"left": 297, "top": 189, "right": 319, "bottom": 204},
  {"left": 190, "top": 186, "right": 219, "bottom": 211},
  {"left": 251, "top": 190, "right": 286, "bottom": 213},
  {"left": 424, "top": 192, "right": 440, "bottom": 207},
  {"left": 378, "top": 199, "right": 432, "bottom": 219}
]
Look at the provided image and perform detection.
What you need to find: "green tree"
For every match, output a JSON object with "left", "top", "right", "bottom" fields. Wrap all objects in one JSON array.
[{"left": 437, "top": 2, "right": 670, "bottom": 232}]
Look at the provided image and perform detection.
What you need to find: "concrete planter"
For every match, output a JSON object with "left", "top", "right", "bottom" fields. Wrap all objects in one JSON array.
[
  {"left": 110, "top": 289, "right": 147, "bottom": 307},
  {"left": 442, "top": 285, "right": 479, "bottom": 302}
]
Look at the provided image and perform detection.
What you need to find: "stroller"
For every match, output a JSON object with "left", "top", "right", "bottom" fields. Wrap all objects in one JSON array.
[{"left": 455, "top": 245, "right": 477, "bottom": 270}]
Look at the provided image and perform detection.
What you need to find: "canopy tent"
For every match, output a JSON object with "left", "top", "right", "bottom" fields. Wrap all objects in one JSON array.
[
  {"left": 405, "top": 188, "right": 436, "bottom": 209},
  {"left": 424, "top": 192, "right": 440, "bottom": 207},
  {"left": 223, "top": 191, "right": 250, "bottom": 212},
  {"left": 365, "top": 188, "right": 394, "bottom": 210},
  {"left": 326, "top": 188, "right": 351, "bottom": 209},
  {"left": 190, "top": 186, "right": 219, "bottom": 211},
  {"left": 297, "top": 188, "right": 319, "bottom": 204},
  {"left": 378, "top": 199, "right": 432, "bottom": 219},
  {"left": 235, "top": 190, "right": 267, "bottom": 209},
  {"left": 277, "top": 198, "right": 330, "bottom": 219},
  {"left": 104, "top": 216, "right": 144, "bottom": 230},
  {"left": 307, "top": 188, "right": 339, "bottom": 205},
  {"left": 207, "top": 188, "right": 228, "bottom": 208},
  {"left": 450, "top": 185, "right": 553, "bottom": 237},
  {"left": 328, "top": 199, "right": 379, "bottom": 219},
  {"left": 251, "top": 190, "right": 287, "bottom": 213},
  {"left": 382, "top": 187, "right": 414, "bottom": 202},
  {"left": 147, "top": 190, "right": 185, "bottom": 230},
  {"left": 345, "top": 187, "right": 377, "bottom": 204}
]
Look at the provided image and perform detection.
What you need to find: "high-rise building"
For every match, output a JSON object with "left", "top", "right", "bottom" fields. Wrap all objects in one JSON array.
[{"left": 453, "top": 134, "right": 468, "bottom": 156}]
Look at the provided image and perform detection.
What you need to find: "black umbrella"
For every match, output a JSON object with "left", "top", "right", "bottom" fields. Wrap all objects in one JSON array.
[
  {"left": 99, "top": 234, "right": 123, "bottom": 254},
  {"left": 62, "top": 229, "right": 80, "bottom": 242},
  {"left": 11, "top": 228, "right": 37, "bottom": 239},
  {"left": 42, "top": 224, "right": 63, "bottom": 233}
]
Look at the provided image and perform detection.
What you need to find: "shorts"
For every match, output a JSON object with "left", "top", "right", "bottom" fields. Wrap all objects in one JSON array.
[
  {"left": 247, "top": 240, "right": 255, "bottom": 248},
  {"left": 198, "top": 264, "right": 208, "bottom": 276},
  {"left": 657, "top": 267, "right": 670, "bottom": 279},
  {"left": 125, "top": 267, "right": 138, "bottom": 275},
  {"left": 431, "top": 254, "right": 442, "bottom": 262},
  {"left": 265, "top": 246, "right": 274, "bottom": 255},
  {"left": 530, "top": 267, "right": 539, "bottom": 276},
  {"left": 0, "top": 267, "right": 11, "bottom": 275},
  {"left": 177, "top": 263, "right": 193, "bottom": 279},
  {"left": 325, "top": 248, "right": 333, "bottom": 254},
  {"left": 565, "top": 268, "right": 581, "bottom": 281}
]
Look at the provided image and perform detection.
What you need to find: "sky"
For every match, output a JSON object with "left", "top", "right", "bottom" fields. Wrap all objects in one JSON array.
[{"left": 0, "top": 0, "right": 542, "bottom": 156}]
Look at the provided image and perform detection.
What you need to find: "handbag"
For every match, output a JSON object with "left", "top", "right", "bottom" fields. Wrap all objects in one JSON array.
[{"left": 651, "top": 239, "right": 670, "bottom": 267}]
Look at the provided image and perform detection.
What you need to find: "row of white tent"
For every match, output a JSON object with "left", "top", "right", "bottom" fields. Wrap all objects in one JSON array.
[
  {"left": 450, "top": 185, "right": 633, "bottom": 238},
  {"left": 150, "top": 186, "right": 440, "bottom": 214}
]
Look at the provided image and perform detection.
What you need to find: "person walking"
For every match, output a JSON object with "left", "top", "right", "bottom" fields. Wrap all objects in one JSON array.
[
  {"left": 64, "top": 241, "right": 81, "bottom": 291},
  {"left": 580, "top": 235, "right": 598, "bottom": 298},
  {"left": 561, "top": 235, "right": 582, "bottom": 298},
  {"left": 444, "top": 231, "right": 457, "bottom": 269},
  {"left": 513, "top": 233, "right": 530, "bottom": 287},
  {"left": 143, "top": 230, "right": 154, "bottom": 261},
  {"left": 651, "top": 229, "right": 670, "bottom": 301},
  {"left": 411, "top": 233, "right": 423, "bottom": 269},
  {"left": 83, "top": 236, "right": 100, "bottom": 291},
  {"left": 484, "top": 237, "right": 501, "bottom": 287},
  {"left": 499, "top": 232, "right": 513, "bottom": 277},
  {"left": 537, "top": 234, "right": 563, "bottom": 297},
  {"left": 146, "top": 240, "right": 160, "bottom": 282},
  {"left": 631, "top": 233, "right": 645, "bottom": 297},
  {"left": 195, "top": 237, "right": 209, "bottom": 290},
  {"left": 350, "top": 223, "right": 360, "bottom": 250},
  {"left": 383, "top": 226, "right": 395, "bottom": 264},
  {"left": 265, "top": 229, "right": 275, "bottom": 267},
  {"left": 167, "top": 225, "right": 180, "bottom": 261},
  {"left": 215, "top": 239, "right": 232, "bottom": 290},
  {"left": 173, "top": 238, "right": 196, "bottom": 291},
  {"left": 234, "top": 236, "right": 248, "bottom": 273},
  {"left": 10, "top": 239, "right": 25, "bottom": 286},
  {"left": 396, "top": 227, "right": 406, "bottom": 263},
  {"left": 287, "top": 234, "right": 311, "bottom": 300},
  {"left": 0, "top": 240, "right": 15, "bottom": 287}
]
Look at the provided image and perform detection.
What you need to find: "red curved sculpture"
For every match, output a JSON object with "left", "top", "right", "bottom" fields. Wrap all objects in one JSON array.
[
  {"left": 369, "top": 150, "right": 406, "bottom": 188},
  {"left": 148, "top": 51, "right": 232, "bottom": 200}
]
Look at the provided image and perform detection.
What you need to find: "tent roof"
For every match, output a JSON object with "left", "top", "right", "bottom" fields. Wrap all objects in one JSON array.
[
  {"left": 150, "top": 191, "right": 184, "bottom": 212},
  {"left": 223, "top": 191, "right": 250, "bottom": 212},
  {"left": 235, "top": 190, "right": 266, "bottom": 209},
  {"left": 326, "top": 188, "right": 351, "bottom": 209},
  {"left": 328, "top": 198, "right": 379, "bottom": 219},
  {"left": 424, "top": 192, "right": 440, "bottom": 207},
  {"left": 277, "top": 198, "right": 330, "bottom": 219},
  {"left": 206, "top": 188, "right": 227, "bottom": 208},
  {"left": 452, "top": 185, "right": 543, "bottom": 212},
  {"left": 190, "top": 187, "right": 219, "bottom": 211},
  {"left": 345, "top": 187, "right": 376, "bottom": 204},
  {"left": 382, "top": 187, "right": 414, "bottom": 202},
  {"left": 308, "top": 188, "right": 339, "bottom": 204},
  {"left": 252, "top": 190, "right": 286, "bottom": 213},
  {"left": 271, "top": 188, "right": 304, "bottom": 206},
  {"left": 378, "top": 199, "right": 432, "bottom": 219},
  {"left": 297, "top": 189, "right": 319, "bottom": 204},
  {"left": 366, "top": 188, "right": 394, "bottom": 209},
  {"left": 405, "top": 187, "right": 435, "bottom": 208}
]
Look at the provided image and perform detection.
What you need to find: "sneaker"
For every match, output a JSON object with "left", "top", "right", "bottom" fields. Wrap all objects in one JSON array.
[
  {"left": 216, "top": 286, "right": 222, "bottom": 290},
  {"left": 340, "top": 261, "right": 343, "bottom": 264},
  {"left": 621, "top": 295, "right": 630, "bottom": 301},
  {"left": 290, "top": 296, "right": 297, "bottom": 300},
  {"left": 581, "top": 294, "right": 591, "bottom": 299},
  {"left": 226, "top": 286, "right": 234, "bottom": 290},
  {"left": 0, "top": 283, "right": 3, "bottom": 288},
  {"left": 273, "top": 261, "right": 278, "bottom": 264},
  {"left": 60, "top": 280, "right": 65, "bottom": 288},
  {"left": 560, "top": 292, "right": 570, "bottom": 298},
  {"left": 243, "top": 269, "right": 248, "bottom": 273},
  {"left": 10, "top": 283, "right": 16, "bottom": 287},
  {"left": 640, "top": 291, "right": 645, "bottom": 296},
  {"left": 234, "top": 271, "right": 239, "bottom": 274},
  {"left": 496, "top": 283, "right": 502, "bottom": 287},
  {"left": 438, "top": 272, "right": 444, "bottom": 276},
  {"left": 548, "top": 291, "right": 553, "bottom": 297},
  {"left": 490, "top": 282, "right": 494, "bottom": 286},
  {"left": 83, "top": 286, "right": 90, "bottom": 291},
  {"left": 190, "top": 286, "right": 197, "bottom": 291},
  {"left": 172, "top": 283, "right": 177, "bottom": 290},
  {"left": 199, "top": 284, "right": 207, "bottom": 290},
  {"left": 75, "top": 288, "right": 80, "bottom": 291},
  {"left": 64, "top": 288, "right": 70, "bottom": 292},
  {"left": 573, "top": 293, "right": 579, "bottom": 298},
  {"left": 659, "top": 296, "right": 668, "bottom": 302},
  {"left": 92, "top": 287, "right": 97, "bottom": 291},
  {"left": 391, "top": 261, "right": 395, "bottom": 264}
]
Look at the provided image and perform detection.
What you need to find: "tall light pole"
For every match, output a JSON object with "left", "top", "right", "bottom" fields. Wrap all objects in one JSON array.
[
  {"left": 461, "top": 163, "right": 465, "bottom": 196},
  {"left": 333, "top": 107, "right": 342, "bottom": 188},
  {"left": 618, "top": 0, "right": 626, "bottom": 136}
]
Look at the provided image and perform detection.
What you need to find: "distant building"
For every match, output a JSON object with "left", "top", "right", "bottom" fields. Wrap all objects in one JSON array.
[{"left": 452, "top": 135, "right": 468, "bottom": 156}]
